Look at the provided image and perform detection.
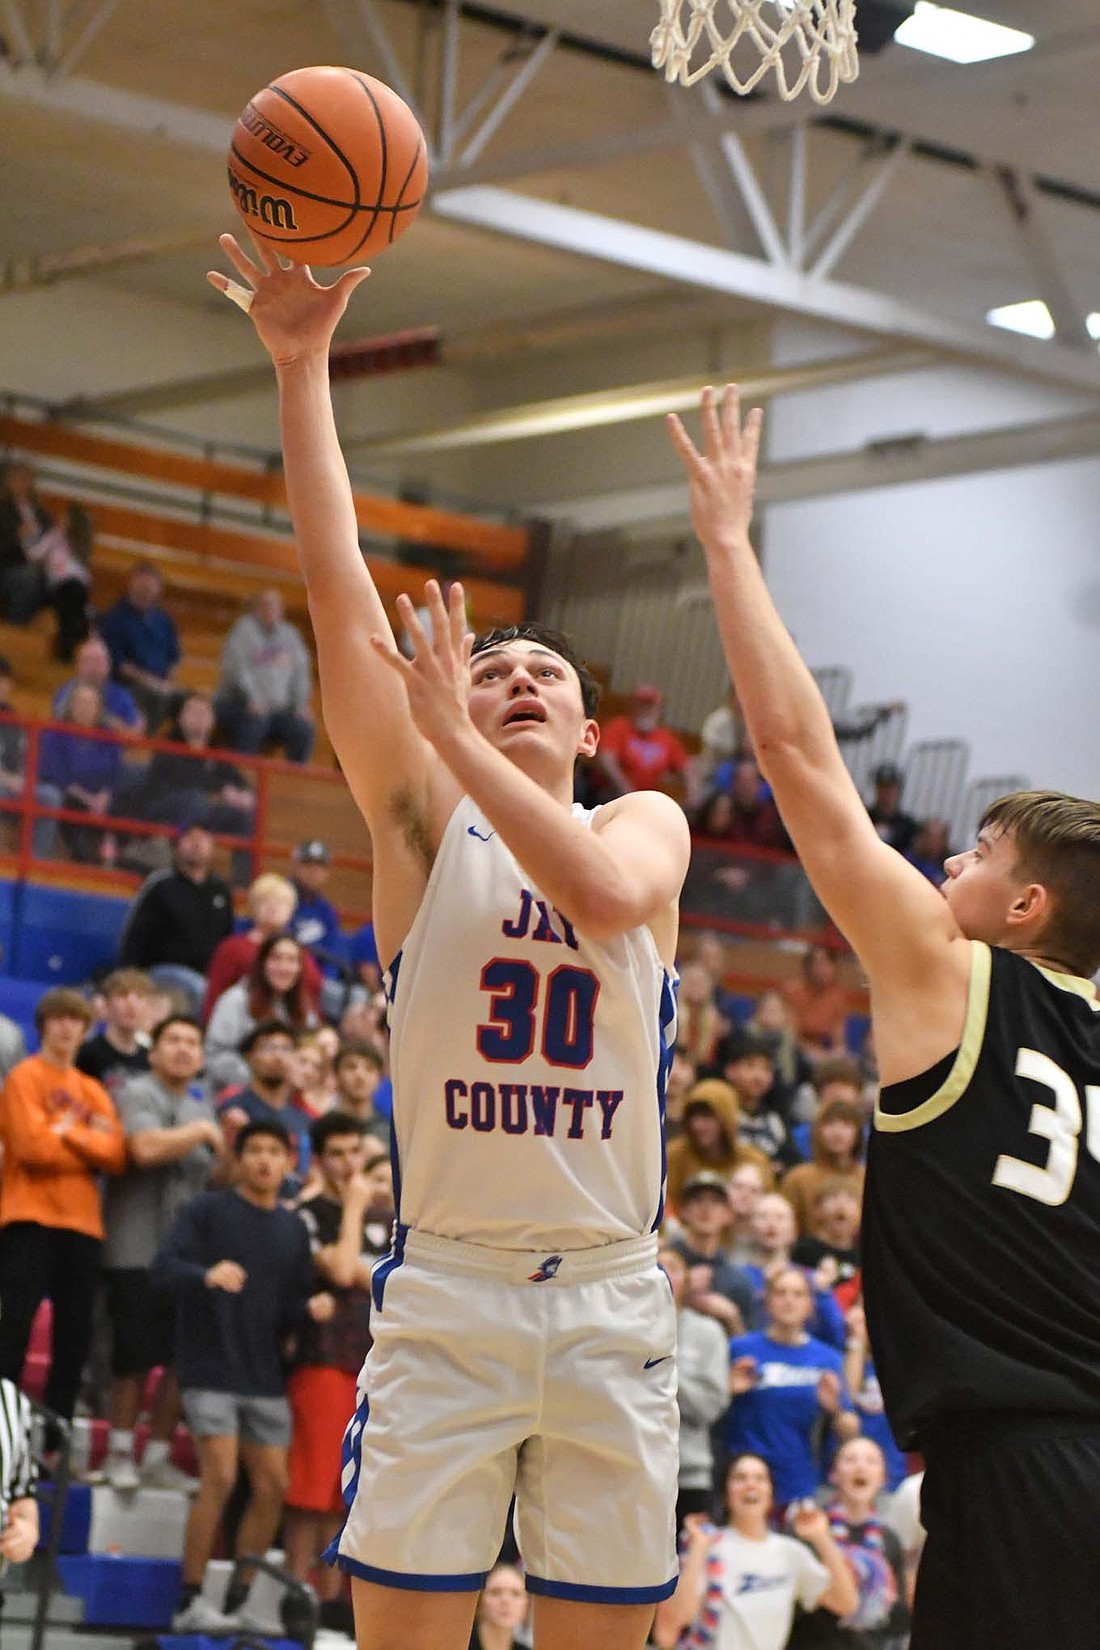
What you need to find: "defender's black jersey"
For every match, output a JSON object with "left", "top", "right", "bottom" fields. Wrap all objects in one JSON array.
[{"left": 862, "top": 942, "right": 1100, "bottom": 1448}]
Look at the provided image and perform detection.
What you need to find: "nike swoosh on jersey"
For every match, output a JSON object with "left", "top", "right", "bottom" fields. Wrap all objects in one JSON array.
[
  {"left": 467, "top": 826, "right": 495, "bottom": 842},
  {"left": 644, "top": 1356, "right": 671, "bottom": 1369}
]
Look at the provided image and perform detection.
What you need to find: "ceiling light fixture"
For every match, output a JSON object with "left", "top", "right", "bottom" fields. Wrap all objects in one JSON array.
[
  {"left": 987, "top": 299, "right": 1055, "bottom": 340},
  {"left": 987, "top": 300, "right": 1100, "bottom": 346},
  {"left": 895, "top": 2, "right": 1034, "bottom": 64}
]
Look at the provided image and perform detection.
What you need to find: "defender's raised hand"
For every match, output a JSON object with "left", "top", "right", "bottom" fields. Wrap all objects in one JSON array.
[
  {"left": 370, "top": 580, "right": 475, "bottom": 751},
  {"left": 667, "top": 385, "right": 764, "bottom": 556},
  {"left": 206, "top": 231, "right": 369, "bottom": 367}
]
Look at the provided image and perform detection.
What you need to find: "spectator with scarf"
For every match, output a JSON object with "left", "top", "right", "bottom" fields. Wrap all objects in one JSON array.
[
  {"left": 788, "top": 1437, "right": 909, "bottom": 1649},
  {"left": 654, "top": 1452, "right": 857, "bottom": 1650}
]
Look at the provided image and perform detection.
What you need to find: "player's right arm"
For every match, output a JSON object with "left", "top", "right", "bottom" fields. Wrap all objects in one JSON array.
[
  {"left": 668, "top": 389, "right": 971, "bottom": 1085},
  {"left": 206, "top": 236, "right": 442, "bottom": 837}
]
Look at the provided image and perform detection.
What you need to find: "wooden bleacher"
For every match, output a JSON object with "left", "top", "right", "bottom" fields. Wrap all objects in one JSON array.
[{"left": 0, "top": 399, "right": 536, "bottom": 898}]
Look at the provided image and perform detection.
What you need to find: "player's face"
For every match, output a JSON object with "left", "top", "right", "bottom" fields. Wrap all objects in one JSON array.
[
  {"left": 468, "top": 643, "right": 597, "bottom": 772},
  {"left": 942, "top": 826, "right": 1034, "bottom": 943},
  {"left": 833, "top": 1439, "right": 885, "bottom": 1500},
  {"left": 726, "top": 1456, "right": 773, "bottom": 1518}
]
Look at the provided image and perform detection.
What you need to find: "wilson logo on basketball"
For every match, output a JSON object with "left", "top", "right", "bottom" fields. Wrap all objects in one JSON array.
[
  {"left": 239, "top": 104, "right": 311, "bottom": 168},
  {"left": 227, "top": 167, "right": 298, "bottom": 231}
]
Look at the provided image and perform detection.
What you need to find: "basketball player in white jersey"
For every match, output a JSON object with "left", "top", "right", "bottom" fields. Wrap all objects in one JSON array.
[{"left": 208, "top": 236, "right": 691, "bottom": 1650}]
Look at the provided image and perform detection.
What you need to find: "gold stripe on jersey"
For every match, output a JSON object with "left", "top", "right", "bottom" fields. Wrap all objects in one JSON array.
[
  {"left": 874, "top": 940, "right": 992, "bottom": 1134},
  {"left": 1032, "top": 962, "right": 1100, "bottom": 1011}
]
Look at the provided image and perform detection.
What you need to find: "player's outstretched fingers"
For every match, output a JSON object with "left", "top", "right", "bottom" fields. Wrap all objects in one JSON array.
[
  {"left": 395, "top": 591, "right": 432, "bottom": 659},
  {"left": 701, "top": 384, "right": 724, "bottom": 464},
  {"left": 218, "top": 231, "right": 266, "bottom": 284},
  {"left": 447, "top": 581, "right": 469, "bottom": 655},
  {"left": 422, "top": 579, "right": 451, "bottom": 653},
  {"left": 666, "top": 412, "right": 702, "bottom": 472},
  {"left": 720, "top": 384, "right": 743, "bottom": 450}
]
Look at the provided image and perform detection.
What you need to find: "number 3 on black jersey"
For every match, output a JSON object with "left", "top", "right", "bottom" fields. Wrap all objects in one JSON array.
[{"left": 993, "top": 1048, "right": 1100, "bottom": 1207}]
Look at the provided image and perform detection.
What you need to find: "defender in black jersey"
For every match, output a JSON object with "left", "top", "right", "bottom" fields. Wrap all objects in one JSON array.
[{"left": 669, "top": 387, "right": 1100, "bottom": 1650}]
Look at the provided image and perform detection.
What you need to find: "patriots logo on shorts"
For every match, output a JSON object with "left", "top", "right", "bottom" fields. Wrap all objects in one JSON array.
[{"left": 528, "top": 1254, "right": 564, "bottom": 1283}]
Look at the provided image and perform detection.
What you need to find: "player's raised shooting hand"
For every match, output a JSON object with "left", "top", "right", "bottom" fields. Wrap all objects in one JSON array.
[
  {"left": 666, "top": 385, "right": 763, "bottom": 558},
  {"left": 370, "top": 580, "right": 475, "bottom": 752},
  {"left": 207, "top": 232, "right": 369, "bottom": 368}
]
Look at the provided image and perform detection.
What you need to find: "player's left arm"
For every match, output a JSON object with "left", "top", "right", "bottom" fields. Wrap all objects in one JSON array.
[
  {"left": 667, "top": 391, "right": 970, "bottom": 1050},
  {"left": 372, "top": 583, "right": 690, "bottom": 940}
]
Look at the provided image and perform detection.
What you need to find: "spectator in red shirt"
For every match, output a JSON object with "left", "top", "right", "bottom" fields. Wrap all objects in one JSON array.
[
  {"left": 595, "top": 684, "right": 687, "bottom": 796},
  {"left": 201, "top": 872, "right": 322, "bottom": 1024}
]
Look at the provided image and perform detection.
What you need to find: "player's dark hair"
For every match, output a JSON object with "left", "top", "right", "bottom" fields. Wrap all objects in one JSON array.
[
  {"left": 309, "top": 1109, "right": 368, "bottom": 1155},
  {"left": 981, "top": 790, "right": 1100, "bottom": 977},
  {"left": 233, "top": 1117, "right": 292, "bottom": 1156},
  {"left": 471, "top": 624, "right": 601, "bottom": 718}
]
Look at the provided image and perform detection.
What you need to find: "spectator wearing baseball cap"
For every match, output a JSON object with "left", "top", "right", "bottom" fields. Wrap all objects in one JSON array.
[
  {"left": 670, "top": 1171, "right": 755, "bottom": 1338},
  {"left": 289, "top": 842, "right": 348, "bottom": 1020},
  {"left": 867, "top": 761, "right": 919, "bottom": 854},
  {"left": 592, "top": 682, "right": 688, "bottom": 798}
]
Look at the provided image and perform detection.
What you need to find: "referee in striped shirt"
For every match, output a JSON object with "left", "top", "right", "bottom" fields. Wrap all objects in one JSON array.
[{"left": 0, "top": 1377, "right": 38, "bottom": 1621}]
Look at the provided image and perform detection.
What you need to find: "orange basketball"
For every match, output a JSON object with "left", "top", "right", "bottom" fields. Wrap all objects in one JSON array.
[{"left": 227, "top": 65, "right": 429, "bottom": 266}]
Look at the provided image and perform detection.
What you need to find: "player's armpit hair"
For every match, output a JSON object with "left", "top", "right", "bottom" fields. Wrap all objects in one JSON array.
[
  {"left": 982, "top": 789, "right": 1100, "bottom": 978},
  {"left": 390, "top": 785, "right": 435, "bottom": 875}
]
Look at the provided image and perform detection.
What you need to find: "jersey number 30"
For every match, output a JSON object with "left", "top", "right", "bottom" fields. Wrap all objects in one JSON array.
[
  {"left": 992, "top": 1048, "right": 1100, "bottom": 1207},
  {"left": 477, "top": 959, "right": 599, "bottom": 1069}
]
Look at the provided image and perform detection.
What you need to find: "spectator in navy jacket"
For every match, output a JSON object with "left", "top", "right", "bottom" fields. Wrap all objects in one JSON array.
[
  {"left": 153, "top": 1118, "right": 330, "bottom": 1635},
  {"left": 98, "top": 563, "right": 182, "bottom": 733}
]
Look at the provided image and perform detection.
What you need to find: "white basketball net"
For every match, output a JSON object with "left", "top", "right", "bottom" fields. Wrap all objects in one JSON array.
[{"left": 651, "top": 0, "right": 860, "bottom": 106}]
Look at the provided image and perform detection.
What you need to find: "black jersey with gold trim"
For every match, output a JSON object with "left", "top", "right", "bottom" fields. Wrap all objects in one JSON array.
[{"left": 862, "top": 941, "right": 1100, "bottom": 1449}]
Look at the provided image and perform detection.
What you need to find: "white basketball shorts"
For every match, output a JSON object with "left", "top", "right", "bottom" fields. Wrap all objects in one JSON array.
[{"left": 329, "top": 1226, "right": 679, "bottom": 1602}]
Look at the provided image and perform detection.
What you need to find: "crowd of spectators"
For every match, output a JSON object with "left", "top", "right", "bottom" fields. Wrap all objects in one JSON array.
[
  {"left": 0, "top": 461, "right": 322, "bottom": 879},
  {"left": 0, "top": 468, "right": 939, "bottom": 1643},
  {"left": 0, "top": 906, "right": 921, "bottom": 1647},
  {"left": 0, "top": 846, "right": 392, "bottom": 1636}
]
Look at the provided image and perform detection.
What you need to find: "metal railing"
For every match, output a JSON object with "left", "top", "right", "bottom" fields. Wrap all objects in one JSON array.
[{"left": 0, "top": 709, "right": 373, "bottom": 920}]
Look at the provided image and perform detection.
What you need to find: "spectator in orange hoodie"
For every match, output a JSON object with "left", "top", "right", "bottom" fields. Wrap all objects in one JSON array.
[
  {"left": 665, "top": 1079, "right": 773, "bottom": 1213},
  {"left": 0, "top": 988, "right": 126, "bottom": 1433}
]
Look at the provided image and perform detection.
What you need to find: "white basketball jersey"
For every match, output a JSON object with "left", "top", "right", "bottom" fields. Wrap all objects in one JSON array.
[{"left": 384, "top": 796, "right": 677, "bottom": 1250}]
